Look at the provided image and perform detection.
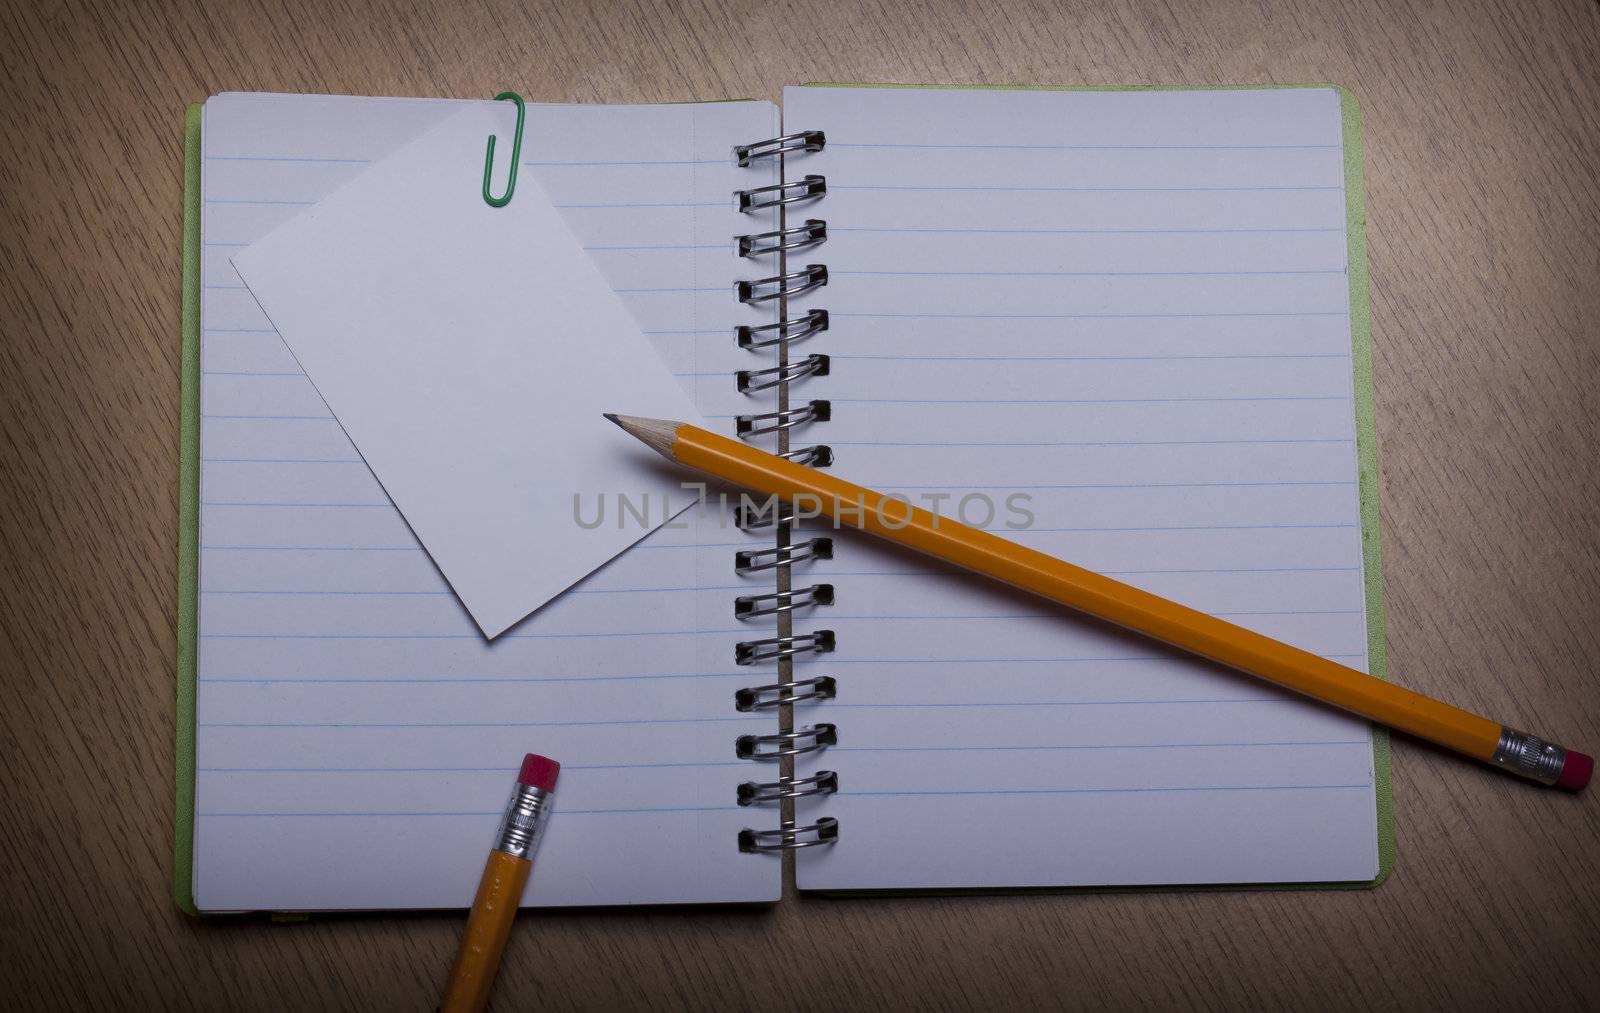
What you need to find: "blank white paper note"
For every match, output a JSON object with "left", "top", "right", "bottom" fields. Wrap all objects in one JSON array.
[
  {"left": 780, "top": 85, "right": 1381, "bottom": 890},
  {"left": 234, "top": 106, "right": 707, "bottom": 640}
]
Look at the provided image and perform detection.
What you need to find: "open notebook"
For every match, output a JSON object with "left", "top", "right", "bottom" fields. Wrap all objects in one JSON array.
[{"left": 176, "top": 84, "right": 1391, "bottom": 913}]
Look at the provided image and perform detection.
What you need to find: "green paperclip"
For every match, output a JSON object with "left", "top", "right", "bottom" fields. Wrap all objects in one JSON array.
[{"left": 482, "top": 91, "right": 525, "bottom": 207}]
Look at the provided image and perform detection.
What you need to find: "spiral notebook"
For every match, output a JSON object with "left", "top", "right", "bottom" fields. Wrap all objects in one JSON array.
[{"left": 176, "top": 84, "right": 1391, "bottom": 913}]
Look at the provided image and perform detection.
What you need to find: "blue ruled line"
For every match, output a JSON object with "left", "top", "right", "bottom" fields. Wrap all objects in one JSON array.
[
  {"left": 202, "top": 501, "right": 387, "bottom": 508},
  {"left": 839, "top": 784, "right": 1368, "bottom": 799},
  {"left": 829, "top": 268, "right": 1342, "bottom": 278},
  {"left": 828, "top": 141, "right": 1341, "bottom": 151},
  {"left": 830, "top": 311, "right": 1347, "bottom": 320},
  {"left": 195, "top": 575, "right": 1356, "bottom": 600},
  {"left": 203, "top": 589, "right": 448, "bottom": 597},
  {"left": 765, "top": 568, "right": 1335, "bottom": 581},
  {"left": 812, "top": 609, "right": 1360, "bottom": 622},
  {"left": 831, "top": 225, "right": 1342, "bottom": 235},
  {"left": 202, "top": 458, "right": 361, "bottom": 464},
  {"left": 831, "top": 184, "right": 1341, "bottom": 193},
  {"left": 200, "top": 371, "right": 305, "bottom": 378},
  {"left": 198, "top": 745, "right": 1368, "bottom": 771},
  {"left": 839, "top": 480, "right": 1356, "bottom": 491},
  {"left": 199, "top": 660, "right": 1365, "bottom": 679},
  {"left": 200, "top": 414, "right": 334, "bottom": 421},
  {"left": 208, "top": 154, "right": 370, "bottom": 163},
  {"left": 831, "top": 353, "right": 1350, "bottom": 362},
  {"left": 200, "top": 672, "right": 746, "bottom": 685},
  {"left": 524, "top": 158, "right": 726, "bottom": 166},
  {"left": 196, "top": 607, "right": 1354, "bottom": 633},
  {"left": 201, "top": 584, "right": 749, "bottom": 597},
  {"left": 194, "top": 523, "right": 1355, "bottom": 554},
  {"left": 202, "top": 544, "right": 419, "bottom": 551},
  {"left": 826, "top": 696, "right": 1313, "bottom": 710},
  {"left": 728, "top": 394, "right": 1349, "bottom": 405},
  {"left": 199, "top": 806, "right": 738, "bottom": 817},
  {"left": 613, "top": 286, "right": 726, "bottom": 293},
  {"left": 833, "top": 739, "right": 1369, "bottom": 753},
  {"left": 553, "top": 200, "right": 727, "bottom": 209},
  {"left": 198, "top": 629, "right": 745, "bottom": 640},
  {"left": 200, "top": 760, "right": 747, "bottom": 772},
  {"left": 199, "top": 716, "right": 748, "bottom": 728},
  {"left": 828, "top": 438, "right": 1354, "bottom": 447},
  {"left": 1022, "top": 523, "right": 1358, "bottom": 532},
  {"left": 207, "top": 154, "right": 729, "bottom": 168},
  {"left": 199, "top": 541, "right": 752, "bottom": 551},
  {"left": 822, "top": 653, "right": 1366, "bottom": 665},
  {"left": 586, "top": 243, "right": 729, "bottom": 251}
]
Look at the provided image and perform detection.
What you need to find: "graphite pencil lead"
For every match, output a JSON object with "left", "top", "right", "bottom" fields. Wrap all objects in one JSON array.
[{"left": 606, "top": 413, "right": 679, "bottom": 460}]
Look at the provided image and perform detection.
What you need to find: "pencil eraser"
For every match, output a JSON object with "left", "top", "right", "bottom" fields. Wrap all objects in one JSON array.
[
  {"left": 1556, "top": 750, "right": 1592, "bottom": 792},
  {"left": 518, "top": 753, "right": 560, "bottom": 792}
]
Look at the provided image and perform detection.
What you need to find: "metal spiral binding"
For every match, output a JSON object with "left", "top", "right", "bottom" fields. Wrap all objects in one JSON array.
[
  {"left": 736, "top": 400, "right": 830, "bottom": 438},
  {"left": 732, "top": 129, "right": 838, "bottom": 852},
  {"left": 779, "top": 444, "right": 834, "bottom": 467},
  {"left": 734, "top": 501, "right": 798, "bottom": 531},
  {"left": 737, "top": 771, "right": 839, "bottom": 804},
  {"left": 735, "top": 676, "right": 838, "bottom": 711},
  {"left": 736, "top": 264, "right": 828, "bottom": 304},
  {"left": 738, "top": 219, "right": 827, "bottom": 257},
  {"left": 736, "top": 723, "right": 838, "bottom": 759},
  {"left": 733, "top": 130, "right": 825, "bottom": 166},
  {"left": 736, "top": 173, "right": 826, "bottom": 212},
  {"left": 735, "top": 585, "right": 835, "bottom": 619},
  {"left": 734, "top": 537, "right": 833, "bottom": 571},
  {"left": 737, "top": 353, "right": 829, "bottom": 394},
  {"left": 736, "top": 309, "right": 829, "bottom": 350},
  {"left": 738, "top": 818, "right": 840, "bottom": 853},
  {"left": 735, "top": 630, "right": 836, "bottom": 666}
]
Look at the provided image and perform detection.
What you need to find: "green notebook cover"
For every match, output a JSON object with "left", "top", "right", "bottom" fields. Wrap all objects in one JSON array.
[
  {"left": 175, "top": 102, "right": 201, "bottom": 916},
  {"left": 173, "top": 86, "right": 1392, "bottom": 912}
]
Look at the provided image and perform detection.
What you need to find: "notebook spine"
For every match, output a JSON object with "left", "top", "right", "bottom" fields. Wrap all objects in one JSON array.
[{"left": 730, "top": 130, "right": 839, "bottom": 854}]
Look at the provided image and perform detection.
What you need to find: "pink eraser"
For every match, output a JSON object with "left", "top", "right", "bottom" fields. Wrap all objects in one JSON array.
[
  {"left": 518, "top": 753, "right": 560, "bottom": 792},
  {"left": 1556, "top": 750, "right": 1593, "bottom": 792}
]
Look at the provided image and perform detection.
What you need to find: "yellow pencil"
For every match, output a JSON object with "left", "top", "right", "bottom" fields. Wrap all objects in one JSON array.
[
  {"left": 607, "top": 414, "right": 1591, "bottom": 791},
  {"left": 440, "top": 754, "right": 559, "bottom": 1013}
]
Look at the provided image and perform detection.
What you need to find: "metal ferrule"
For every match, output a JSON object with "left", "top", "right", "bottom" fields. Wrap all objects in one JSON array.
[
  {"left": 493, "top": 783, "right": 553, "bottom": 859},
  {"left": 1490, "top": 727, "right": 1568, "bottom": 786}
]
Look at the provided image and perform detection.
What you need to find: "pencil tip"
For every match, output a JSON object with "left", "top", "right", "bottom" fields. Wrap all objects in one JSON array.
[{"left": 605, "top": 413, "right": 681, "bottom": 460}]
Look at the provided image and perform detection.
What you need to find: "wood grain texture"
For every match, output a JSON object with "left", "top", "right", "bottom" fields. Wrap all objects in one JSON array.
[{"left": 2, "top": 0, "right": 1597, "bottom": 1007}]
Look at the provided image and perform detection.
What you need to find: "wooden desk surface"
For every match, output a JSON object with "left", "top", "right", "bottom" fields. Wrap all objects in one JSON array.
[{"left": 3, "top": 0, "right": 1597, "bottom": 1007}]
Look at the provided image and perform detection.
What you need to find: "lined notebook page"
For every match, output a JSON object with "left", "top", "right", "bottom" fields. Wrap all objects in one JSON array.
[
  {"left": 781, "top": 85, "right": 1381, "bottom": 890},
  {"left": 195, "top": 93, "right": 783, "bottom": 909}
]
